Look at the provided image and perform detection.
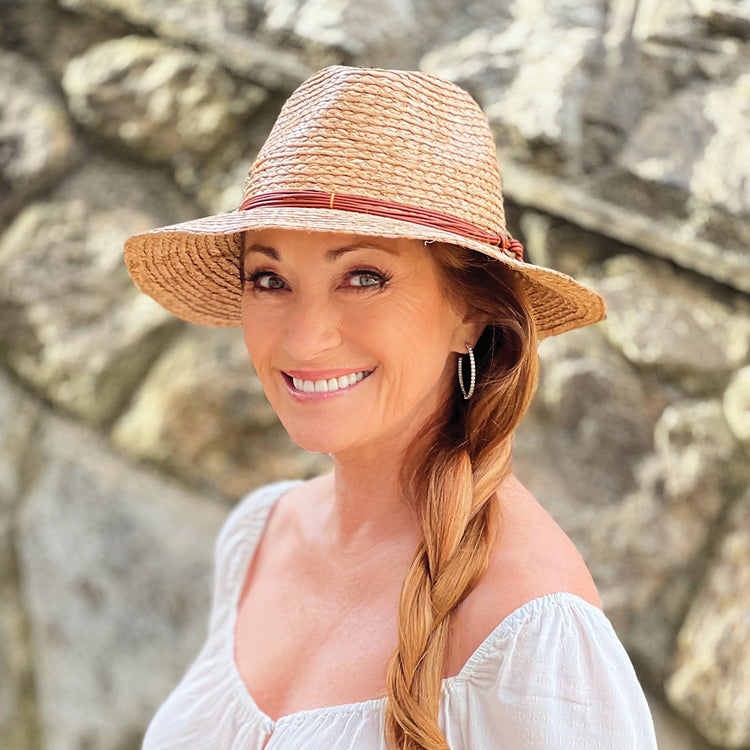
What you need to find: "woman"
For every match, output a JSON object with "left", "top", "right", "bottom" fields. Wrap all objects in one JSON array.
[{"left": 125, "top": 66, "right": 657, "bottom": 749}]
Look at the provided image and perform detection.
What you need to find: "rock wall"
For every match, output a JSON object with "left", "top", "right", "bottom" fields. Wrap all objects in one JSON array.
[{"left": 1, "top": 0, "right": 749, "bottom": 748}]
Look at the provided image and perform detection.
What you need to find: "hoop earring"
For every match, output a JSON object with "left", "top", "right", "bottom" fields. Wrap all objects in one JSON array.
[{"left": 457, "top": 344, "right": 476, "bottom": 400}]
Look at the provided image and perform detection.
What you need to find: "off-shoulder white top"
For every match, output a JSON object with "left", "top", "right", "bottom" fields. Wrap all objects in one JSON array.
[{"left": 142, "top": 480, "right": 658, "bottom": 750}]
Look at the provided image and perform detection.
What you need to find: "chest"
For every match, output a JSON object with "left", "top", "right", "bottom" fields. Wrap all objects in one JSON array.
[
  {"left": 232, "top": 500, "right": 512, "bottom": 723},
  {"left": 234, "top": 553, "right": 402, "bottom": 720}
]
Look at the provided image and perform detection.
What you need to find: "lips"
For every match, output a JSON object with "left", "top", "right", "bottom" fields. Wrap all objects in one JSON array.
[{"left": 283, "top": 369, "right": 373, "bottom": 394}]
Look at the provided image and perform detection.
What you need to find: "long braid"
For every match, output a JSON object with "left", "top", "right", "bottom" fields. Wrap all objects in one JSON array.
[{"left": 385, "top": 244, "right": 539, "bottom": 750}]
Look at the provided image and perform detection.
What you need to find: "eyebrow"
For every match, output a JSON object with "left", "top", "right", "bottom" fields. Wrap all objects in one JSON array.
[{"left": 244, "top": 241, "right": 399, "bottom": 262}]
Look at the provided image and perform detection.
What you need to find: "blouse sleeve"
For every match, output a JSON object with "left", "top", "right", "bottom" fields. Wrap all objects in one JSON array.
[{"left": 443, "top": 593, "right": 658, "bottom": 750}]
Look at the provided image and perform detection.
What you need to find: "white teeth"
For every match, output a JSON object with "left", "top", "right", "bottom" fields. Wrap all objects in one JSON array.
[{"left": 290, "top": 370, "right": 370, "bottom": 393}]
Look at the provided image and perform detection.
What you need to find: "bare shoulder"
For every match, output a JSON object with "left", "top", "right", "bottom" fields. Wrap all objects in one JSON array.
[
  {"left": 453, "top": 474, "right": 601, "bottom": 650},
  {"left": 445, "top": 473, "right": 601, "bottom": 676},
  {"left": 487, "top": 472, "right": 601, "bottom": 611}
]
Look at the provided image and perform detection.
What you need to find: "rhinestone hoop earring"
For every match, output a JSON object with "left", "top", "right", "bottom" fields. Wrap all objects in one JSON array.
[{"left": 458, "top": 344, "right": 476, "bottom": 400}]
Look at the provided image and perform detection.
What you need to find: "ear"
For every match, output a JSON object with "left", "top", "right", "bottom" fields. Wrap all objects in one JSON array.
[{"left": 450, "top": 315, "right": 487, "bottom": 354}]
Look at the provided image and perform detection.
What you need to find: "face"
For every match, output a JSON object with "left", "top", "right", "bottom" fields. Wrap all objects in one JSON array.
[{"left": 240, "top": 229, "right": 481, "bottom": 459}]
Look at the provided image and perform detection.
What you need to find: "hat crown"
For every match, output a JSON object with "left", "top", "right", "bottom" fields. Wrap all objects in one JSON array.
[{"left": 244, "top": 66, "right": 507, "bottom": 234}]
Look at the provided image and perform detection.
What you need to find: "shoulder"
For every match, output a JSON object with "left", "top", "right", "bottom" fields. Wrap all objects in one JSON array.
[
  {"left": 449, "top": 478, "right": 657, "bottom": 745},
  {"left": 207, "top": 478, "right": 305, "bottom": 626},
  {"left": 482, "top": 473, "right": 600, "bottom": 614},
  {"left": 450, "top": 592, "right": 658, "bottom": 749},
  {"left": 505, "top": 473, "right": 601, "bottom": 606},
  {"left": 214, "top": 478, "right": 303, "bottom": 553},
  {"left": 449, "top": 474, "right": 601, "bottom": 672},
  {"left": 214, "top": 473, "right": 335, "bottom": 560}
]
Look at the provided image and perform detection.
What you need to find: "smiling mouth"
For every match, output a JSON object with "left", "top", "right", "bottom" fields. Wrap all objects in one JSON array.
[{"left": 283, "top": 370, "right": 374, "bottom": 394}]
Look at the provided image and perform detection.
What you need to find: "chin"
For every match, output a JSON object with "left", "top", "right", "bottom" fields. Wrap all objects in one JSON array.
[{"left": 281, "top": 422, "right": 353, "bottom": 455}]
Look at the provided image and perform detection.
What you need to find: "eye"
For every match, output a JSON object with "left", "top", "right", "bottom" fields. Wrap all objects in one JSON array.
[
  {"left": 246, "top": 271, "right": 288, "bottom": 291},
  {"left": 346, "top": 270, "right": 391, "bottom": 289}
]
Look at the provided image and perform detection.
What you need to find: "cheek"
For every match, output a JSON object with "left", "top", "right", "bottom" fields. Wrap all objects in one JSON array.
[
  {"left": 398, "top": 297, "right": 462, "bottom": 354},
  {"left": 241, "top": 300, "right": 271, "bottom": 373},
  {"left": 240, "top": 301, "right": 255, "bottom": 355},
  {"left": 374, "top": 306, "right": 458, "bottom": 390}
]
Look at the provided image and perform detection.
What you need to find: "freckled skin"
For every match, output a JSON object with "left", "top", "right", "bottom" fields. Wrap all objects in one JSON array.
[{"left": 240, "top": 229, "right": 482, "bottom": 462}]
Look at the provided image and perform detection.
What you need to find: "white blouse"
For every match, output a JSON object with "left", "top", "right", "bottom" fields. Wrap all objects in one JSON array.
[{"left": 142, "top": 480, "right": 658, "bottom": 750}]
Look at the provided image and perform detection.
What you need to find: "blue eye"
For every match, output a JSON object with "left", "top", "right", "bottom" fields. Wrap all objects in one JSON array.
[{"left": 348, "top": 271, "right": 390, "bottom": 288}]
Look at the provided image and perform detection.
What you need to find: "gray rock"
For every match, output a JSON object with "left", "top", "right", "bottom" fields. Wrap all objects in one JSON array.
[
  {"left": 517, "top": 208, "right": 624, "bottom": 278},
  {"left": 112, "top": 327, "right": 330, "bottom": 498},
  {"left": 421, "top": 0, "right": 605, "bottom": 166},
  {"left": 590, "top": 399, "right": 740, "bottom": 681},
  {"left": 723, "top": 365, "right": 750, "bottom": 443},
  {"left": 652, "top": 399, "right": 737, "bottom": 501},
  {"left": 264, "top": 0, "right": 418, "bottom": 61},
  {"left": 174, "top": 100, "right": 282, "bottom": 214},
  {"left": 632, "top": 0, "right": 750, "bottom": 42},
  {"left": 590, "top": 254, "right": 750, "bottom": 386},
  {"left": 0, "top": 586, "right": 36, "bottom": 750},
  {"left": 578, "top": 0, "right": 680, "bottom": 171},
  {"left": 183, "top": 141, "right": 258, "bottom": 214},
  {"left": 17, "top": 414, "right": 227, "bottom": 750},
  {"left": 58, "top": 0, "right": 312, "bottom": 90},
  {"left": 0, "top": 641, "right": 13, "bottom": 746},
  {"left": 697, "top": 0, "right": 750, "bottom": 36},
  {"left": 0, "top": 370, "right": 40, "bottom": 750},
  {"left": 0, "top": 369, "right": 41, "bottom": 525},
  {"left": 0, "top": 0, "right": 55, "bottom": 53},
  {"left": 503, "top": 162, "right": 750, "bottom": 295},
  {"left": 648, "top": 693, "right": 713, "bottom": 750},
  {"left": 632, "top": 0, "right": 705, "bottom": 43},
  {"left": 666, "top": 491, "right": 750, "bottom": 747},
  {"left": 620, "top": 73, "right": 750, "bottom": 220},
  {"left": 514, "top": 324, "right": 658, "bottom": 542},
  {"left": 629, "top": 0, "right": 747, "bottom": 54},
  {"left": 618, "top": 84, "right": 711, "bottom": 200},
  {"left": 591, "top": 0, "right": 744, "bottom": 157},
  {"left": 516, "top": 324, "right": 657, "bottom": 510},
  {"left": 0, "top": 50, "right": 77, "bottom": 225},
  {"left": 518, "top": 374, "right": 742, "bottom": 683},
  {"left": 693, "top": 72, "right": 750, "bottom": 219},
  {"left": 585, "top": 10, "right": 750, "bottom": 251},
  {"left": 0, "top": 155, "right": 193, "bottom": 426},
  {"left": 63, "top": 36, "right": 266, "bottom": 163},
  {"left": 0, "top": 0, "right": 133, "bottom": 76}
]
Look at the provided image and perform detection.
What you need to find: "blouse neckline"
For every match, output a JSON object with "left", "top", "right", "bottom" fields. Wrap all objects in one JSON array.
[{"left": 222, "top": 480, "right": 607, "bottom": 731}]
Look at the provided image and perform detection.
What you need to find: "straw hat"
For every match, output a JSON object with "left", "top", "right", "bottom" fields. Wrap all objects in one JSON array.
[{"left": 124, "top": 65, "right": 605, "bottom": 338}]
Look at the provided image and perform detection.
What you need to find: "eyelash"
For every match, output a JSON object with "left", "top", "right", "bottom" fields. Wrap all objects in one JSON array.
[{"left": 244, "top": 268, "right": 393, "bottom": 293}]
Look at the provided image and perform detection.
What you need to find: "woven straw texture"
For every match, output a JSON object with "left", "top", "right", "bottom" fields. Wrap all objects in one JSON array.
[{"left": 124, "top": 66, "right": 606, "bottom": 338}]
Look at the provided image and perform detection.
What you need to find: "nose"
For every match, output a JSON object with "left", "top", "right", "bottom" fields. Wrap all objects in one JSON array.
[{"left": 283, "top": 291, "right": 342, "bottom": 361}]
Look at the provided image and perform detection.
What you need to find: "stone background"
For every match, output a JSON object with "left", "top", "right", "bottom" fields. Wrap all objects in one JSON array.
[{"left": 1, "top": 0, "right": 749, "bottom": 748}]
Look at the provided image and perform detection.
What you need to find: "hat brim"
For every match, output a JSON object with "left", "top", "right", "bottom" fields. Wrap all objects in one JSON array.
[{"left": 124, "top": 207, "right": 606, "bottom": 338}]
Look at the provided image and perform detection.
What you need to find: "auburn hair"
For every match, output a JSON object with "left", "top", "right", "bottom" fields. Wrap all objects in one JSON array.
[{"left": 384, "top": 242, "right": 539, "bottom": 750}]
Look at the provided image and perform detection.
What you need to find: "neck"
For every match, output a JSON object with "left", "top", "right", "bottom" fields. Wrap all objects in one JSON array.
[
  {"left": 313, "top": 428, "right": 423, "bottom": 559},
  {"left": 308, "top": 374, "right": 453, "bottom": 559}
]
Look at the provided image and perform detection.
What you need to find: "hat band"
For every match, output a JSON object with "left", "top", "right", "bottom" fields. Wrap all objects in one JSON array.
[{"left": 238, "top": 190, "right": 524, "bottom": 262}]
